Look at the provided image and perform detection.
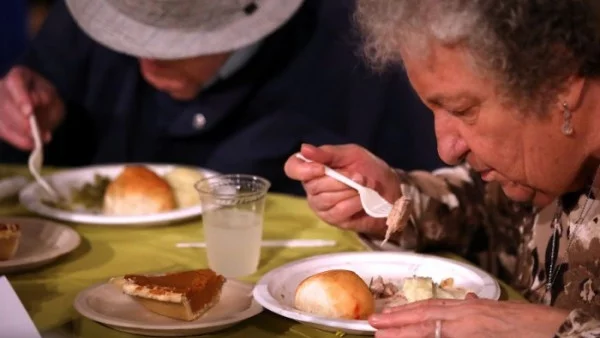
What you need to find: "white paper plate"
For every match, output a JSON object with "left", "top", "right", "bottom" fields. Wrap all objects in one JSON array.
[
  {"left": 253, "top": 251, "right": 501, "bottom": 336},
  {"left": 19, "top": 164, "right": 218, "bottom": 227},
  {"left": 0, "top": 217, "right": 81, "bottom": 274},
  {"left": 74, "top": 279, "right": 263, "bottom": 337}
]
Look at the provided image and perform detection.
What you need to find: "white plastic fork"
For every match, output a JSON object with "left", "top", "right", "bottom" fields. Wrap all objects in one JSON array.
[
  {"left": 295, "top": 153, "right": 392, "bottom": 218},
  {"left": 28, "top": 115, "right": 61, "bottom": 201}
]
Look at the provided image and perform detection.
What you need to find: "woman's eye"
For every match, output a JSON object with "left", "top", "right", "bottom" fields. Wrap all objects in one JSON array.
[
  {"left": 447, "top": 108, "right": 470, "bottom": 116},
  {"left": 447, "top": 106, "right": 478, "bottom": 118}
]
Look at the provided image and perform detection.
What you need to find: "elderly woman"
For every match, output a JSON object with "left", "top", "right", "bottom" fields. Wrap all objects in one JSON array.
[{"left": 284, "top": 0, "right": 600, "bottom": 337}]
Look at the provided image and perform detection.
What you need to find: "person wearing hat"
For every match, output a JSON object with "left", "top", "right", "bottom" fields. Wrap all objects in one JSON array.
[{"left": 0, "top": 0, "right": 442, "bottom": 194}]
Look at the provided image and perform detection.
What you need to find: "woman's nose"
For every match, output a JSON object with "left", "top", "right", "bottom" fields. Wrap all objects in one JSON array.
[{"left": 435, "top": 115, "right": 469, "bottom": 165}]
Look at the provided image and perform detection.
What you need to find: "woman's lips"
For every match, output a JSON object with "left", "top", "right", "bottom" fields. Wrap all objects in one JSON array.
[{"left": 480, "top": 169, "right": 494, "bottom": 182}]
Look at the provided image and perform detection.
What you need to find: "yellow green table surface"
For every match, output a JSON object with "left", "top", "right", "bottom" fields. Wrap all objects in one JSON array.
[{"left": 0, "top": 165, "right": 524, "bottom": 338}]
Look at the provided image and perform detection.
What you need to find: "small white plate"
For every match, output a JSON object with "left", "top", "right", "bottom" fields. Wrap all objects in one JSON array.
[
  {"left": 19, "top": 164, "right": 218, "bottom": 227},
  {"left": 74, "top": 279, "right": 263, "bottom": 337},
  {"left": 253, "top": 251, "right": 501, "bottom": 336},
  {"left": 0, "top": 217, "right": 81, "bottom": 274},
  {"left": 0, "top": 176, "right": 29, "bottom": 201}
]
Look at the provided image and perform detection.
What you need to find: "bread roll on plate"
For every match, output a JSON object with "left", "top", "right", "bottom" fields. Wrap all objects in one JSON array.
[
  {"left": 103, "top": 166, "right": 176, "bottom": 216},
  {"left": 294, "top": 269, "right": 375, "bottom": 320}
]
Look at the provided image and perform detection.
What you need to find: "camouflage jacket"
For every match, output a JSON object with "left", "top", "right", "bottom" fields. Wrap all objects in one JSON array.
[{"left": 364, "top": 165, "right": 600, "bottom": 337}]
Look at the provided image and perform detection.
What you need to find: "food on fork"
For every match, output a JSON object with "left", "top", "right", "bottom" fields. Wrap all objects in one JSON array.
[
  {"left": 381, "top": 196, "right": 413, "bottom": 246},
  {"left": 110, "top": 269, "right": 226, "bottom": 321},
  {"left": 103, "top": 166, "right": 177, "bottom": 216},
  {"left": 163, "top": 167, "right": 205, "bottom": 208},
  {"left": 0, "top": 223, "right": 21, "bottom": 260},
  {"left": 294, "top": 269, "right": 375, "bottom": 320}
]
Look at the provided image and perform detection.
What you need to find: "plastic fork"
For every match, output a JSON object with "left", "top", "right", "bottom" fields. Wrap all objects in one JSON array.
[
  {"left": 27, "top": 115, "right": 62, "bottom": 201},
  {"left": 295, "top": 153, "right": 392, "bottom": 218}
]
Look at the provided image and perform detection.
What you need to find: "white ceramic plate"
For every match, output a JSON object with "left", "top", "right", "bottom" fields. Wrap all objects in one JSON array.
[
  {"left": 74, "top": 279, "right": 263, "bottom": 337},
  {"left": 0, "top": 217, "right": 81, "bottom": 274},
  {"left": 19, "top": 164, "right": 218, "bottom": 227},
  {"left": 253, "top": 251, "right": 501, "bottom": 336}
]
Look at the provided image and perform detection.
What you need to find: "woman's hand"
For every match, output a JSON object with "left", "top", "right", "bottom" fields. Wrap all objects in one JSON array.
[
  {"left": 284, "top": 143, "right": 402, "bottom": 236},
  {"left": 369, "top": 296, "right": 569, "bottom": 338}
]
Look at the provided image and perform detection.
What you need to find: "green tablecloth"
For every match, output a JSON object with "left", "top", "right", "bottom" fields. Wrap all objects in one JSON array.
[{"left": 0, "top": 165, "right": 524, "bottom": 337}]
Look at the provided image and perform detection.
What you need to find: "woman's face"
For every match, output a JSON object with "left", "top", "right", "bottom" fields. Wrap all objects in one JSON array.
[{"left": 400, "top": 42, "right": 586, "bottom": 207}]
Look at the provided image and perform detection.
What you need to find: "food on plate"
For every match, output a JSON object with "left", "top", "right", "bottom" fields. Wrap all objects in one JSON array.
[
  {"left": 70, "top": 174, "right": 111, "bottom": 210},
  {"left": 41, "top": 165, "right": 207, "bottom": 215},
  {"left": 103, "top": 166, "right": 177, "bottom": 216},
  {"left": 0, "top": 223, "right": 21, "bottom": 260},
  {"left": 370, "top": 276, "right": 469, "bottom": 307},
  {"left": 294, "top": 269, "right": 375, "bottom": 320},
  {"left": 43, "top": 174, "right": 111, "bottom": 212},
  {"left": 110, "top": 269, "right": 226, "bottom": 321},
  {"left": 381, "top": 196, "right": 413, "bottom": 246},
  {"left": 163, "top": 167, "right": 205, "bottom": 208}
]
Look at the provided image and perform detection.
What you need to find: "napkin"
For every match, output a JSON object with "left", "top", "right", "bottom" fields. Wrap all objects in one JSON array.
[{"left": 0, "top": 276, "right": 41, "bottom": 338}]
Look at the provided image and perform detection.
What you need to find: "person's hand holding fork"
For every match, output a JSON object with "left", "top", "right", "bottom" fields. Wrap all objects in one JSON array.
[
  {"left": 0, "top": 65, "right": 64, "bottom": 150},
  {"left": 284, "top": 143, "right": 402, "bottom": 235}
]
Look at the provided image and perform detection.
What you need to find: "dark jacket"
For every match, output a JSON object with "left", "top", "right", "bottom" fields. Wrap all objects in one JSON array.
[
  {"left": 0, "top": 0, "right": 28, "bottom": 75},
  {"left": 0, "top": 0, "right": 443, "bottom": 195}
]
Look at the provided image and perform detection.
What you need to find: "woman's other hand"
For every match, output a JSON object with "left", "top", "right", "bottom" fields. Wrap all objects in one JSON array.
[{"left": 369, "top": 297, "right": 569, "bottom": 338}]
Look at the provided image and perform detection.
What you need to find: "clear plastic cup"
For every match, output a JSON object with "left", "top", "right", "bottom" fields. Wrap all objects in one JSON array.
[{"left": 195, "top": 174, "right": 271, "bottom": 278}]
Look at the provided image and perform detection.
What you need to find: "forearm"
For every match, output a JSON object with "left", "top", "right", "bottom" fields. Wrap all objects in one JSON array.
[{"left": 555, "top": 309, "right": 600, "bottom": 337}]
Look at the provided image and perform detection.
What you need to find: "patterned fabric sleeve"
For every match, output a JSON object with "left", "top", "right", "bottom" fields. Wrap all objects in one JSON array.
[
  {"left": 389, "top": 164, "right": 489, "bottom": 255},
  {"left": 384, "top": 166, "right": 600, "bottom": 334},
  {"left": 388, "top": 164, "right": 535, "bottom": 271},
  {"left": 555, "top": 309, "right": 600, "bottom": 337}
]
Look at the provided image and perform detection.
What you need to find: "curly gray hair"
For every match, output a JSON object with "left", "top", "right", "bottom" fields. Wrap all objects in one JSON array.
[{"left": 355, "top": 0, "right": 600, "bottom": 113}]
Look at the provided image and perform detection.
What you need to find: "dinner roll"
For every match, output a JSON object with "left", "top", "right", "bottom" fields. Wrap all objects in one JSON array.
[
  {"left": 294, "top": 269, "right": 375, "bottom": 320},
  {"left": 103, "top": 166, "right": 176, "bottom": 216}
]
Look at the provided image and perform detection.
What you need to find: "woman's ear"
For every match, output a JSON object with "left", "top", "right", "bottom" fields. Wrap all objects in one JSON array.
[
  {"left": 556, "top": 76, "right": 587, "bottom": 137},
  {"left": 558, "top": 76, "right": 586, "bottom": 111}
]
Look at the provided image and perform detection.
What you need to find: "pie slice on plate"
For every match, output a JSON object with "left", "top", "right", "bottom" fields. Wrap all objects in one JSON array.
[{"left": 110, "top": 269, "right": 226, "bottom": 321}]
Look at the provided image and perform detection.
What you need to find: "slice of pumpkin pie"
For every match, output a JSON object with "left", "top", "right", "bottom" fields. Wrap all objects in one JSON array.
[
  {"left": 0, "top": 223, "right": 21, "bottom": 261},
  {"left": 111, "top": 269, "right": 226, "bottom": 321}
]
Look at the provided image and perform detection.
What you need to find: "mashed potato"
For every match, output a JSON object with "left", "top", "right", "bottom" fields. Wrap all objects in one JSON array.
[{"left": 163, "top": 167, "right": 206, "bottom": 208}]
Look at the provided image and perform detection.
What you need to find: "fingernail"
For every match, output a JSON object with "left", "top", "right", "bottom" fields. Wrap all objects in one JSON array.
[
  {"left": 369, "top": 314, "right": 382, "bottom": 322},
  {"left": 22, "top": 104, "right": 32, "bottom": 116},
  {"left": 466, "top": 292, "right": 479, "bottom": 299},
  {"left": 351, "top": 173, "right": 363, "bottom": 184},
  {"left": 301, "top": 143, "right": 315, "bottom": 151}
]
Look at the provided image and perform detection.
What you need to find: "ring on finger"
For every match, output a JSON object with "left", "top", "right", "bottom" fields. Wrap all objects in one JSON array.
[{"left": 435, "top": 319, "right": 442, "bottom": 338}]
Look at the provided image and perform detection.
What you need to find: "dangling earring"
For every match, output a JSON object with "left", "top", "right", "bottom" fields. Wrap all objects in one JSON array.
[{"left": 562, "top": 102, "right": 574, "bottom": 136}]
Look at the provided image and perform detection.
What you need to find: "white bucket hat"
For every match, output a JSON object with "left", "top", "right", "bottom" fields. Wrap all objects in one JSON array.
[{"left": 65, "top": 0, "right": 304, "bottom": 59}]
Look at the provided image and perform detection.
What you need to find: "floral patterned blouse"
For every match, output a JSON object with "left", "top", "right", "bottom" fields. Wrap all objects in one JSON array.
[{"left": 362, "top": 165, "right": 600, "bottom": 337}]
